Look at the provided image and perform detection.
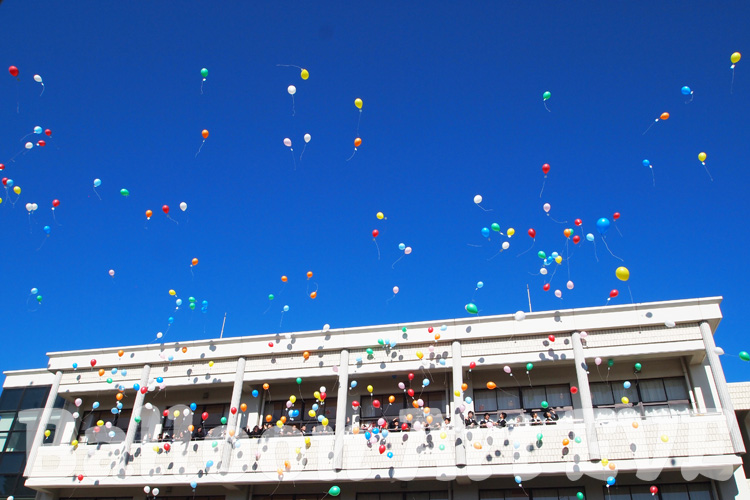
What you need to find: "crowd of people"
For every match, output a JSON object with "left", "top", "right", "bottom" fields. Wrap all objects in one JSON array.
[{"left": 462, "top": 409, "right": 560, "bottom": 428}]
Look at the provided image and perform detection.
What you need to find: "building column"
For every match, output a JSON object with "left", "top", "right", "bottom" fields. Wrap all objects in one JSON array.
[
  {"left": 333, "top": 349, "right": 350, "bottom": 470},
  {"left": 700, "top": 321, "right": 746, "bottom": 453},
  {"left": 124, "top": 364, "right": 151, "bottom": 455},
  {"left": 571, "top": 332, "right": 601, "bottom": 460},
  {"left": 223, "top": 357, "right": 246, "bottom": 466},
  {"left": 23, "top": 370, "right": 62, "bottom": 477},
  {"left": 452, "top": 341, "right": 466, "bottom": 466}
]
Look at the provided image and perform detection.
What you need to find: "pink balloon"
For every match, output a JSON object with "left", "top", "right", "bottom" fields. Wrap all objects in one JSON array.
[
  {"left": 398, "top": 382, "right": 405, "bottom": 390},
  {"left": 108, "top": 269, "right": 115, "bottom": 277},
  {"left": 378, "top": 418, "right": 386, "bottom": 427},
  {"left": 595, "top": 357, "right": 602, "bottom": 366},
  {"left": 286, "top": 401, "right": 293, "bottom": 408},
  {"left": 283, "top": 138, "right": 292, "bottom": 147},
  {"left": 417, "top": 399, "right": 424, "bottom": 407},
  {"left": 543, "top": 203, "right": 551, "bottom": 213},
  {"left": 555, "top": 289, "right": 562, "bottom": 298},
  {"left": 580, "top": 331, "right": 588, "bottom": 338},
  {"left": 503, "top": 366, "right": 511, "bottom": 374},
  {"left": 404, "top": 247, "right": 412, "bottom": 255},
  {"left": 393, "top": 286, "right": 399, "bottom": 294}
]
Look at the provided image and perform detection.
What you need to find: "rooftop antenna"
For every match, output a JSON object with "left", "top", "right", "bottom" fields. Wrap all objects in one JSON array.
[
  {"left": 526, "top": 284, "right": 533, "bottom": 313},
  {"left": 219, "top": 313, "right": 227, "bottom": 339}
]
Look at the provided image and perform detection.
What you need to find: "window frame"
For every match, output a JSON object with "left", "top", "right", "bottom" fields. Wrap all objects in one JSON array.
[{"left": 590, "top": 377, "right": 691, "bottom": 421}]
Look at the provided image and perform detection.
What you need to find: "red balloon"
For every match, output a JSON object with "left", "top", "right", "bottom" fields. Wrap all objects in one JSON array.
[
  {"left": 373, "top": 399, "right": 381, "bottom": 408},
  {"left": 140, "top": 387, "right": 148, "bottom": 394},
  {"left": 548, "top": 335, "right": 555, "bottom": 342},
  {"left": 609, "top": 289, "right": 619, "bottom": 298},
  {"left": 163, "top": 410, "right": 169, "bottom": 417},
  {"left": 528, "top": 228, "right": 536, "bottom": 238},
  {"left": 541, "top": 163, "right": 550, "bottom": 175},
  {"left": 52, "top": 199, "right": 60, "bottom": 207},
  {"left": 469, "top": 361, "right": 476, "bottom": 369},
  {"left": 401, "top": 423, "right": 409, "bottom": 431},
  {"left": 37, "top": 140, "right": 46, "bottom": 147},
  {"left": 231, "top": 407, "right": 237, "bottom": 414},
  {"left": 428, "top": 327, "right": 433, "bottom": 333},
  {"left": 407, "top": 388, "right": 415, "bottom": 397},
  {"left": 90, "top": 359, "right": 97, "bottom": 367},
  {"left": 77, "top": 474, "right": 84, "bottom": 482},
  {"left": 351, "top": 401, "right": 360, "bottom": 408},
  {"left": 379, "top": 444, "right": 386, "bottom": 454},
  {"left": 162, "top": 205, "right": 170, "bottom": 214},
  {"left": 543, "top": 283, "right": 550, "bottom": 291},
  {"left": 650, "top": 486, "right": 658, "bottom": 494},
  {"left": 613, "top": 212, "right": 621, "bottom": 220},
  {"left": 320, "top": 392, "right": 326, "bottom": 400},
  {"left": 45, "top": 129, "right": 52, "bottom": 136},
  {"left": 268, "top": 342, "right": 274, "bottom": 347},
  {"left": 570, "top": 386, "right": 578, "bottom": 394},
  {"left": 574, "top": 218, "right": 582, "bottom": 226},
  {"left": 408, "top": 372, "right": 414, "bottom": 381},
  {"left": 572, "top": 235, "right": 580, "bottom": 244},
  {"left": 2, "top": 178, "right": 7, "bottom": 185},
  {"left": 202, "top": 412, "right": 209, "bottom": 420},
  {"left": 372, "top": 229, "right": 379, "bottom": 238},
  {"left": 0, "top": 164, "right": 5, "bottom": 171},
  {"left": 164, "top": 443, "right": 171, "bottom": 451},
  {"left": 9, "top": 66, "right": 18, "bottom": 77}
]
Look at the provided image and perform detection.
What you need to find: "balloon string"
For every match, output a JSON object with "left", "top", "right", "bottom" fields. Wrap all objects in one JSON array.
[
  {"left": 356, "top": 110, "right": 362, "bottom": 136},
  {"left": 36, "top": 236, "right": 48, "bottom": 252},
  {"left": 391, "top": 255, "right": 404, "bottom": 269},
  {"left": 526, "top": 372, "right": 532, "bottom": 388},
  {"left": 703, "top": 163, "right": 714, "bottom": 182},
  {"left": 487, "top": 246, "right": 506, "bottom": 261},
  {"left": 346, "top": 148, "right": 357, "bottom": 162},
  {"left": 642, "top": 119, "right": 658, "bottom": 135},
  {"left": 299, "top": 143, "right": 307, "bottom": 162},
  {"left": 290, "top": 149, "right": 297, "bottom": 170},
  {"left": 28, "top": 213, "right": 33, "bottom": 234},
  {"left": 548, "top": 216, "right": 567, "bottom": 224},
  {"left": 685, "top": 92, "right": 694, "bottom": 104},
  {"left": 276, "top": 63, "right": 303, "bottom": 70},
  {"left": 543, "top": 101, "right": 551, "bottom": 112},
  {"left": 195, "top": 140, "right": 205, "bottom": 158},
  {"left": 279, "top": 311, "right": 285, "bottom": 328},
  {"left": 601, "top": 236, "right": 624, "bottom": 262},
  {"left": 650, "top": 167, "right": 656, "bottom": 187},
  {"left": 566, "top": 240, "right": 571, "bottom": 281},
  {"left": 539, "top": 177, "right": 546, "bottom": 198},
  {"left": 166, "top": 215, "right": 179, "bottom": 225},
  {"left": 592, "top": 239, "right": 599, "bottom": 262},
  {"left": 53, "top": 210, "right": 61, "bottom": 226},
  {"left": 517, "top": 239, "right": 535, "bottom": 257},
  {"left": 731, "top": 67, "right": 736, "bottom": 94},
  {"left": 93, "top": 187, "right": 102, "bottom": 201},
  {"left": 291, "top": 95, "right": 295, "bottom": 117},
  {"left": 373, "top": 239, "right": 381, "bottom": 260},
  {"left": 476, "top": 204, "right": 493, "bottom": 212},
  {"left": 39, "top": 83, "right": 45, "bottom": 97}
]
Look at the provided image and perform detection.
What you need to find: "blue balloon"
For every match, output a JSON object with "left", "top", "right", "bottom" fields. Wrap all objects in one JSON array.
[
  {"left": 93, "top": 178, "right": 101, "bottom": 187},
  {"left": 111, "top": 408, "right": 119, "bottom": 414},
  {"left": 481, "top": 227, "right": 490, "bottom": 238},
  {"left": 350, "top": 381, "right": 357, "bottom": 388},
  {"left": 551, "top": 252, "right": 559, "bottom": 259},
  {"left": 252, "top": 390, "right": 259, "bottom": 397},
  {"left": 31, "top": 288, "right": 38, "bottom": 295},
  {"left": 596, "top": 218, "right": 610, "bottom": 235},
  {"left": 72, "top": 363, "right": 78, "bottom": 369},
  {"left": 365, "top": 431, "right": 372, "bottom": 440},
  {"left": 586, "top": 233, "right": 594, "bottom": 242},
  {"left": 133, "top": 384, "right": 140, "bottom": 391},
  {"left": 190, "top": 481, "right": 197, "bottom": 489},
  {"left": 312, "top": 404, "right": 319, "bottom": 411},
  {"left": 681, "top": 86, "right": 691, "bottom": 95},
  {"left": 5, "top": 179, "right": 13, "bottom": 187},
  {"left": 111, "top": 368, "right": 118, "bottom": 374},
  {"left": 43, "top": 226, "right": 51, "bottom": 235},
  {"left": 514, "top": 476, "right": 522, "bottom": 484},
  {"left": 606, "top": 476, "right": 616, "bottom": 486},
  {"left": 156, "top": 377, "right": 164, "bottom": 383},
  {"left": 623, "top": 381, "right": 631, "bottom": 389},
  {"left": 513, "top": 441, "right": 520, "bottom": 449},
  {"left": 34, "top": 126, "right": 43, "bottom": 134},
  {"left": 202, "top": 300, "right": 208, "bottom": 306},
  {"left": 372, "top": 427, "right": 379, "bottom": 434},
  {"left": 190, "top": 403, "right": 197, "bottom": 411},
  {"left": 389, "top": 341, "right": 397, "bottom": 348},
  {"left": 317, "top": 415, "right": 324, "bottom": 422},
  {"left": 398, "top": 243, "right": 406, "bottom": 251},
  {"left": 168, "top": 355, "right": 174, "bottom": 361},
  {"left": 423, "top": 378, "right": 430, "bottom": 386},
  {"left": 440, "top": 324, "right": 447, "bottom": 331},
  {"left": 116, "top": 402, "right": 123, "bottom": 409},
  {"left": 121, "top": 370, "right": 127, "bottom": 376},
  {"left": 168, "top": 317, "right": 174, "bottom": 324},
  {"left": 206, "top": 460, "right": 214, "bottom": 468},
  {"left": 356, "top": 356, "right": 363, "bottom": 363},
  {"left": 283, "top": 305, "right": 289, "bottom": 312},
  {"left": 387, "top": 451, "right": 393, "bottom": 458},
  {"left": 439, "top": 359, "right": 446, "bottom": 366},
  {"left": 642, "top": 159, "right": 650, "bottom": 167},
  {"left": 476, "top": 281, "right": 483, "bottom": 289},
  {"left": 465, "top": 397, "right": 472, "bottom": 404},
  {"left": 92, "top": 402, "right": 100, "bottom": 409},
  {"left": 176, "top": 299, "right": 183, "bottom": 306}
]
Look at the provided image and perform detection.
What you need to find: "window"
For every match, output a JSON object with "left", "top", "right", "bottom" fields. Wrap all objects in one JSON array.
[
  {"left": 0, "top": 453, "right": 25, "bottom": 474},
  {"left": 360, "top": 394, "right": 406, "bottom": 423},
  {"left": 604, "top": 483, "right": 712, "bottom": 499},
  {"left": 592, "top": 378, "right": 690, "bottom": 420},
  {"left": 20, "top": 387, "right": 49, "bottom": 410},
  {"left": 358, "top": 493, "right": 448, "bottom": 500},
  {"left": 191, "top": 404, "right": 228, "bottom": 434},
  {"left": 474, "top": 385, "right": 572, "bottom": 414},
  {"left": 0, "top": 390, "right": 23, "bottom": 412},
  {"left": 480, "top": 489, "right": 580, "bottom": 499},
  {"left": 255, "top": 495, "right": 322, "bottom": 500}
]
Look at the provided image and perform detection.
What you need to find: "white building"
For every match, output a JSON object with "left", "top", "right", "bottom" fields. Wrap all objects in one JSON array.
[{"left": 2, "top": 296, "right": 749, "bottom": 500}]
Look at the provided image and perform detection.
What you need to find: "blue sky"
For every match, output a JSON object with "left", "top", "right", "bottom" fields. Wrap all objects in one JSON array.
[{"left": 1, "top": 2, "right": 748, "bottom": 381}]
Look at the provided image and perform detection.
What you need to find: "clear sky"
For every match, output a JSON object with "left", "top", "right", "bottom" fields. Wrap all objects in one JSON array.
[{"left": 0, "top": 2, "right": 748, "bottom": 382}]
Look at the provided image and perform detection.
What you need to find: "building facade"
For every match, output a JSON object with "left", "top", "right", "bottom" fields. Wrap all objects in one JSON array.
[{"left": 2, "top": 297, "right": 749, "bottom": 500}]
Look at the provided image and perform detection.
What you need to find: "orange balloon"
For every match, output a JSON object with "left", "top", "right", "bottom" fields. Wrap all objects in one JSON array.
[
  {"left": 188, "top": 424, "right": 194, "bottom": 432},
  {"left": 191, "top": 258, "right": 199, "bottom": 266},
  {"left": 562, "top": 438, "right": 569, "bottom": 446},
  {"left": 98, "top": 369, "right": 105, "bottom": 376},
  {"left": 412, "top": 400, "right": 420, "bottom": 408},
  {"left": 306, "top": 271, "right": 313, "bottom": 279},
  {"left": 280, "top": 416, "right": 287, "bottom": 423},
  {"left": 284, "top": 460, "right": 290, "bottom": 469},
  {"left": 426, "top": 415, "right": 433, "bottom": 424},
  {"left": 563, "top": 228, "right": 571, "bottom": 238},
  {"left": 182, "top": 347, "right": 188, "bottom": 353},
  {"left": 434, "top": 333, "right": 441, "bottom": 340},
  {"left": 461, "top": 383, "right": 468, "bottom": 391},
  {"left": 423, "top": 406, "right": 430, "bottom": 414},
  {"left": 632, "top": 421, "right": 639, "bottom": 429},
  {"left": 310, "top": 291, "right": 317, "bottom": 299},
  {"left": 281, "top": 275, "right": 288, "bottom": 282},
  {"left": 660, "top": 112, "right": 670, "bottom": 120},
  {"left": 116, "top": 393, "right": 124, "bottom": 401},
  {"left": 145, "top": 210, "right": 152, "bottom": 219},
  {"left": 303, "top": 351, "right": 310, "bottom": 359},
  {"left": 352, "top": 426, "right": 360, "bottom": 435},
  {"left": 266, "top": 415, "right": 272, "bottom": 422},
  {"left": 406, "top": 414, "right": 413, "bottom": 421},
  {"left": 473, "top": 442, "right": 482, "bottom": 449},
  {"left": 486, "top": 381, "right": 497, "bottom": 390},
  {"left": 240, "top": 403, "right": 247, "bottom": 412},
  {"left": 118, "top": 349, "right": 124, "bottom": 357},
  {"left": 202, "top": 129, "right": 209, "bottom": 139},
  {"left": 263, "top": 383, "right": 270, "bottom": 390},
  {"left": 354, "top": 138, "right": 362, "bottom": 147},
  {"left": 388, "top": 395, "right": 396, "bottom": 404},
  {"left": 609, "top": 463, "right": 616, "bottom": 470}
]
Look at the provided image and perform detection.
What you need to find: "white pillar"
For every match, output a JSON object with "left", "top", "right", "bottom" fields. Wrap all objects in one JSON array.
[
  {"left": 571, "top": 331, "right": 601, "bottom": 460},
  {"left": 223, "top": 357, "right": 246, "bottom": 466},
  {"left": 24, "top": 371, "right": 62, "bottom": 477},
  {"left": 452, "top": 340, "right": 466, "bottom": 466},
  {"left": 334, "top": 349, "right": 350, "bottom": 470},
  {"left": 125, "top": 364, "right": 151, "bottom": 454},
  {"left": 700, "top": 321, "right": 746, "bottom": 453}
]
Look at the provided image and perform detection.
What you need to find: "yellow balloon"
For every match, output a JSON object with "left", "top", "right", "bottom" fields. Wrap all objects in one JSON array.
[
  {"left": 321, "top": 417, "right": 329, "bottom": 426},
  {"left": 0, "top": 198, "right": 3, "bottom": 204},
  {"left": 416, "top": 351, "right": 424, "bottom": 359},
  {"left": 295, "top": 447, "right": 301, "bottom": 454},
  {"left": 153, "top": 446, "right": 160, "bottom": 452},
  {"left": 731, "top": 52, "right": 741, "bottom": 64},
  {"left": 454, "top": 390, "right": 461, "bottom": 397},
  {"left": 71, "top": 439, "right": 79, "bottom": 447},
  {"left": 615, "top": 266, "right": 630, "bottom": 281},
  {"left": 208, "top": 360, "right": 214, "bottom": 367},
  {"left": 300, "top": 69, "right": 309, "bottom": 80},
  {"left": 96, "top": 420, "right": 104, "bottom": 427},
  {"left": 308, "top": 410, "right": 316, "bottom": 417},
  {"left": 304, "top": 437, "right": 311, "bottom": 445},
  {"left": 313, "top": 391, "right": 321, "bottom": 399},
  {"left": 555, "top": 256, "right": 563, "bottom": 264},
  {"left": 174, "top": 410, "right": 180, "bottom": 417},
  {"left": 169, "top": 289, "right": 176, "bottom": 296},
  {"left": 376, "top": 212, "right": 384, "bottom": 220},
  {"left": 354, "top": 98, "right": 363, "bottom": 109},
  {"left": 276, "top": 420, "right": 283, "bottom": 428},
  {"left": 507, "top": 228, "right": 515, "bottom": 237},
  {"left": 601, "top": 458, "right": 608, "bottom": 466},
  {"left": 290, "top": 395, "right": 296, "bottom": 403},
  {"left": 621, "top": 397, "right": 629, "bottom": 404},
  {"left": 13, "top": 186, "right": 21, "bottom": 195},
  {"left": 367, "top": 385, "right": 373, "bottom": 393},
  {"left": 698, "top": 152, "right": 707, "bottom": 163},
  {"left": 44, "top": 430, "right": 51, "bottom": 437},
  {"left": 440, "top": 432, "right": 447, "bottom": 439},
  {"left": 660, "top": 434, "right": 669, "bottom": 443}
]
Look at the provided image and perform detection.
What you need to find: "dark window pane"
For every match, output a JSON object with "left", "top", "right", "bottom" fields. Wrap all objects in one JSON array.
[
  {"left": 546, "top": 385, "right": 572, "bottom": 407},
  {"left": 665, "top": 378, "right": 689, "bottom": 400},
  {"left": 5, "top": 432, "right": 26, "bottom": 452},
  {"left": 591, "top": 383, "right": 615, "bottom": 406},
  {"left": 13, "top": 480, "right": 37, "bottom": 498},
  {"left": 0, "top": 452, "right": 25, "bottom": 473},
  {"left": 474, "top": 390, "right": 497, "bottom": 413},
  {"left": 661, "top": 484, "right": 689, "bottom": 500},
  {"left": 0, "top": 475, "right": 18, "bottom": 496},
  {"left": 0, "top": 414, "right": 15, "bottom": 432},
  {"left": 0, "top": 390, "right": 23, "bottom": 411},
  {"left": 20, "top": 387, "right": 49, "bottom": 410},
  {"left": 639, "top": 380, "right": 667, "bottom": 402},
  {"left": 53, "top": 396, "right": 66, "bottom": 409},
  {"left": 688, "top": 483, "right": 713, "bottom": 500}
]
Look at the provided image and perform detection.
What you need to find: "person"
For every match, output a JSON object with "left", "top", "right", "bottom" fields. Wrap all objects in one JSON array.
[
  {"left": 543, "top": 409, "right": 559, "bottom": 424},
  {"left": 247, "top": 425, "right": 261, "bottom": 438},
  {"left": 300, "top": 424, "right": 309, "bottom": 435},
  {"left": 442, "top": 417, "right": 452, "bottom": 429},
  {"left": 464, "top": 411, "right": 478, "bottom": 428},
  {"left": 498, "top": 412, "right": 508, "bottom": 428},
  {"left": 480, "top": 413, "right": 493, "bottom": 428},
  {"left": 391, "top": 418, "right": 401, "bottom": 431},
  {"left": 529, "top": 412, "right": 542, "bottom": 425},
  {"left": 193, "top": 426, "right": 205, "bottom": 440}
]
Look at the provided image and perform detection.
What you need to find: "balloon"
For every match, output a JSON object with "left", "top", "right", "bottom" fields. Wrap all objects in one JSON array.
[
  {"left": 543, "top": 203, "right": 551, "bottom": 213},
  {"left": 514, "top": 476, "right": 522, "bottom": 484},
  {"left": 526, "top": 362, "right": 533, "bottom": 371},
  {"left": 328, "top": 486, "right": 341, "bottom": 497},
  {"left": 566, "top": 280, "right": 574, "bottom": 290},
  {"left": 570, "top": 386, "right": 578, "bottom": 394},
  {"left": 609, "top": 289, "right": 619, "bottom": 298},
  {"left": 586, "top": 233, "right": 594, "bottom": 242},
  {"left": 486, "top": 381, "right": 496, "bottom": 390},
  {"left": 94, "top": 178, "right": 102, "bottom": 187},
  {"left": 367, "top": 385, "right": 374, "bottom": 393},
  {"left": 180, "top": 202, "right": 187, "bottom": 211},
  {"left": 45, "top": 129, "right": 51, "bottom": 136},
  {"left": 92, "top": 402, "right": 100, "bottom": 409},
  {"left": 145, "top": 210, "right": 152, "bottom": 219},
  {"left": 502, "top": 242, "right": 509, "bottom": 250},
  {"left": 476, "top": 281, "right": 484, "bottom": 289},
  {"left": 731, "top": 52, "right": 741, "bottom": 64},
  {"left": 376, "top": 212, "right": 384, "bottom": 219},
  {"left": 191, "top": 258, "right": 199, "bottom": 266},
  {"left": 634, "top": 362, "right": 642, "bottom": 371},
  {"left": 300, "top": 69, "right": 309, "bottom": 80},
  {"left": 162, "top": 205, "right": 169, "bottom": 215},
  {"left": 538, "top": 251, "right": 546, "bottom": 259},
  {"left": 9, "top": 66, "right": 19, "bottom": 77},
  {"left": 13, "top": 186, "right": 21, "bottom": 194},
  {"left": 606, "top": 476, "right": 615, "bottom": 486},
  {"left": 514, "top": 311, "right": 526, "bottom": 321},
  {"left": 286, "top": 85, "right": 297, "bottom": 96},
  {"left": 660, "top": 112, "right": 670, "bottom": 120},
  {"left": 307, "top": 271, "right": 313, "bottom": 279},
  {"left": 144, "top": 487, "right": 151, "bottom": 494},
  {"left": 543, "top": 91, "right": 551, "bottom": 101},
  {"left": 34, "top": 126, "right": 43, "bottom": 134},
  {"left": 202, "top": 129, "right": 209, "bottom": 139},
  {"left": 615, "top": 266, "right": 630, "bottom": 281},
  {"left": 191, "top": 481, "right": 198, "bottom": 489},
  {"left": 621, "top": 397, "right": 629, "bottom": 404},
  {"left": 201, "top": 68, "right": 208, "bottom": 78},
  {"left": 573, "top": 235, "right": 580, "bottom": 244},
  {"left": 465, "top": 303, "right": 478, "bottom": 314},
  {"left": 595, "top": 357, "right": 602, "bottom": 366},
  {"left": 404, "top": 247, "right": 412, "bottom": 254},
  {"left": 354, "top": 137, "right": 362, "bottom": 147},
  {"left": 698, "top": 152, "right": 707, "bottom": 163},
  {"left": 283, "top": 305, "right": 289, "bottom": 312},
  {"left": 120, "top": 188, "right": 129, "bottom": 197},
  {"left": 528, "top": 228, "right": 536, "bottom": 238},
  {"left": 681, "top": 86, "right": 691, "bottom": 95},
  {"left": 555, "top": 289, "right": 562, "bottom": 298},
  {"left": 473, "top": 194, "right": 482, "bottom": 204},
  {"left": 596, "top": 218, "right": 610, "bottom": 235},
  {"left": 372, "top": 229, "right": 379, "bottom": 238},
  {"left": 393, "top": 286, "right": 399, "bottom": 294},
  {"left": 481, "top": 227, "right": 490, "bottom": 238},
  {"left": 650, "top": 486, "right": 659, "bottom": 495},
  {"left": 304, "top": 133, "right": 311, "bottom": 143},
  {"left": 740, "top": 352, "right": 750, "bottom": 361},
  {"left": 354, "top": 98, "right": 363, "bottom": 109}
]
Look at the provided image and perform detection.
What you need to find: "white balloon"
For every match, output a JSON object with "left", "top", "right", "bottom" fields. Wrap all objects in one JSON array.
[
  {"left": 283, "top": 138, "right": 292, "bottom": 147},
  {"left": 323, "top": 324, "right": 330, "bottom": 332},
  {"left": 540, "top": 268, "right": 548, "bottom": 275},
  {"left": 714, "top": 347, "right": 725, "bottom": 355},
  {"left": 33, "top": 74, "right": 42, "bottom": 83},
  {"left": 25, "top": 203, "right": 33, "bottom": 212},
  {"left": 566, "top": 280, "right": 574, "bottom": 290},
  {"left": 31, "top": 203, "right": 38, "bottom": 211},
  {"left": 287, "top": 85, "right": 296, "bottom": 95},
  {"left": 144, "top": 487, "right": 151, "bottom": 494},
  {"left": 543, "top": 203, "right": 551, "bottom": 213},
  {"left": 152, "top": 488, "right": 159, "bottom": 496},
  {"left": 304, "top": 133, "right": 311, "bottom": 143},
  {"left": 156, "top": 332, "right": 163, "bottom": 339},
  {"left": 25, "top": 142, "right": 33, "bottom": 149},
  {"left": 72, "top": 411, "right": 80, "bottom": 419},
  {"left": 145, "top": 403, "right": 153, "bottom": 410},
  {"left": 502, "top": 242, "right": 510, "bottom": 250},
  {"left": 179, "top": 202, "right": 187, "bottom": 211},
  {"left": 665, "top": 320, "right": 676, "bottom": 328},
  {"left": 320, "top": 386, "right": 326, "bottom": 393},
  {"left": 580, "top": 331, "right": 588, "bottom": 338},
  {"left": 514, "top": 311, "right": 526, "bottom": 321},
  {"left": 404, "top": 247, "right": 412, "bottom": 255},
  {"left": 473, "top": 195, "right": 482, "bottom": 204},
  {"left": 554, "top": 289, "right": 562, "bottom": 298}
]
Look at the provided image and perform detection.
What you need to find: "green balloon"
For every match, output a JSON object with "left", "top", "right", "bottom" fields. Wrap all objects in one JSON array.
[
  {"left": 36, "top": 295, "right": 42, "bottom": 302},
  {"left": 220, "top": 417, "right": 227, "bottom": 425},
  {"left": 536, "top": 433, "right": 543, "bottom": 441},
  {"left": 491, "top": 223, "right": 500, "bottom": 232},
  {"left": 607, "top": 358, "right": 614, "bottom": 367},
  {"left": 366, "top": 348, "right": 374, "bottom": 355},
  {"left": 634, "top": 362, "right": 642, "bottom": 371},
  {"left": 543, "top": 91, "right": 551, "bottom": 100},
  {"left": 541, "top": 401, "right": 549, "bottom": 409},
  {"left": 402, "top": 327, "right": 407, "bottom": 333},
  {"left": 120, "top": 188, "right": 129, "bottom": 197},
  {"left": 538, "top": 251, "right": 546, "bottom": 259},
  {"left": 134, "top": 416, "right": 141, "bottom": 423},
  {"left": 526, "top": 362, "right": 534, "bottom": 371},
  {"left": 439, "top": 443, "right": 445, "bottom": 450},
  {"left": 189, "top": 297, "right": 196, "bottom": 303},
  {"left": 465, "top": 303, "right": 478, "bottom": 314},
  {"left": 201, "top": 68, "right": 208, "bottom": 78},
  {"left": 106, "top": 378, "right": 113, "bottom": 384},
  {"left": 740, "top": 351, "right": 750, "bottom": 362},
  {"left": 577, "top": 492, "right": 584, "bottom": 500},
  {"left": 574, "top": 436, "right": 582, "bottom": 443},
  {"left": 378, "top": 339, "right": 384, "bottom": 345},
  {"left": 328, "top": 486, "right": 341, "bottom": 497},
  {"left": 190, "top": 303, "right": 196, "bottom": 310},
  {"left": 268, "top": 294, "right": 274, "bottom": 300},
  {"left": 296, "top": 377, "right": 302, "bottom": 385}
]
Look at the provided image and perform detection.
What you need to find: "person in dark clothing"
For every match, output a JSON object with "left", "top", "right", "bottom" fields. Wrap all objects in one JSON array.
[
  {"left": 529, "top": 412, "right": 542, "bottom": 425},
  {"left": 543, "top": 409, "right": 559, "bottom": 424},
  {"left": 193, "top": 426, "right": 205, "bottom": 440},
  {"left": 498, "top": 412, "right": 508, "bottom": 427},
  {"left": 464, "top": 411, "right": 478, "bottom": 428},
  {"left": 480, "top": 413, "right": 493, "bottom": 428}
]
